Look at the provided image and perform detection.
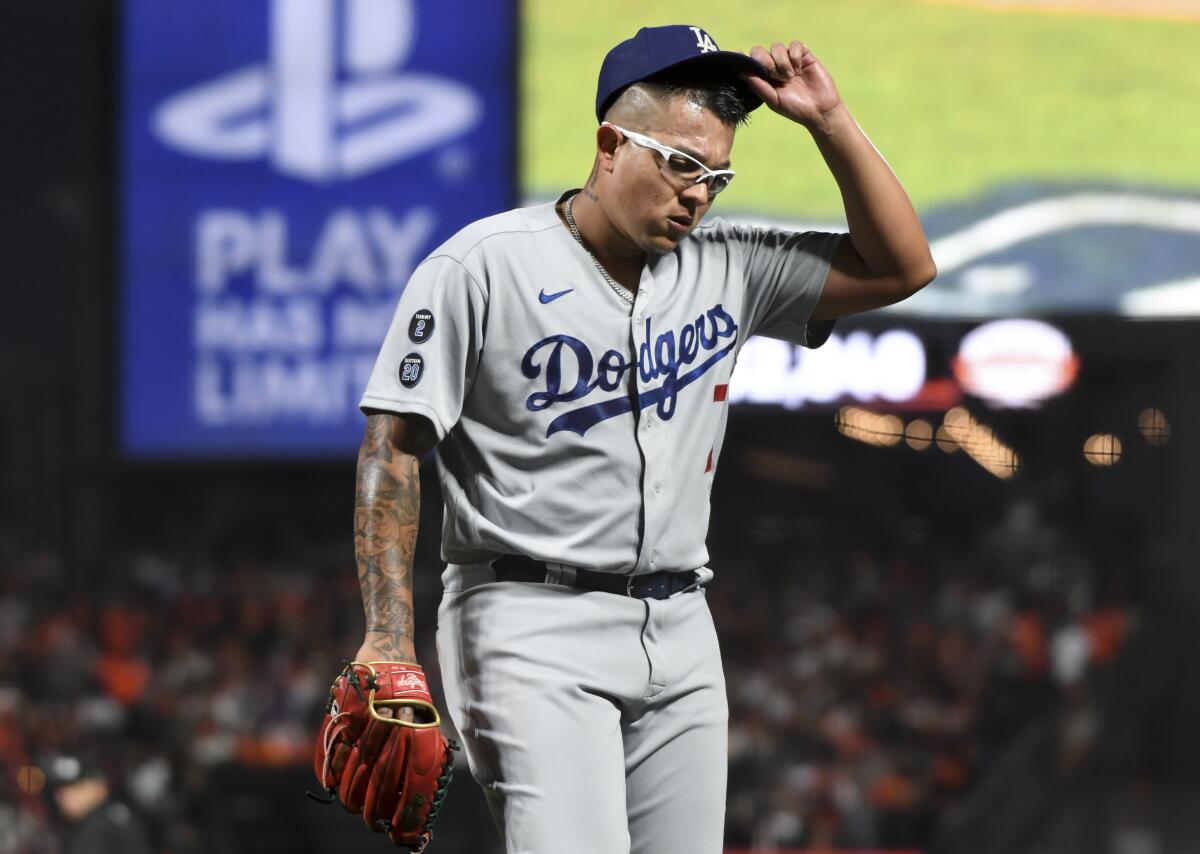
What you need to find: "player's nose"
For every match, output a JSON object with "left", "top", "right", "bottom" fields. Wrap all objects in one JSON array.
[{"left": 679, "top": 181, "right": 710, "bottom": 209}]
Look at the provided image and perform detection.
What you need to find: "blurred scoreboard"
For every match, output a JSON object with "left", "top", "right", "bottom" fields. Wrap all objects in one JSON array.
[{"left": 119, "top": 0, "right": 517, "bottom": 457}]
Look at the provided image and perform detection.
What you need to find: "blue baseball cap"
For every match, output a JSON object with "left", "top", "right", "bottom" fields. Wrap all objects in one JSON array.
[{"left": 595, "top": 25, "right": 768, "bottom": 123}]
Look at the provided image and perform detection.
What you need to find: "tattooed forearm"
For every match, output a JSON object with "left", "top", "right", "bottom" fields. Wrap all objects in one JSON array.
[
  {"left": 354, "top": 507, "right": 400, "bottom": 556},
  {"left": 354, "top": 414, "right": 421, "bottom": 660}
]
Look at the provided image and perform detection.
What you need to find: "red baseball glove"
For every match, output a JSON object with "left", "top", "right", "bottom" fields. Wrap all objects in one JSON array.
[{"left": 312, "top": 661, "right": 458, "bottom": 851}]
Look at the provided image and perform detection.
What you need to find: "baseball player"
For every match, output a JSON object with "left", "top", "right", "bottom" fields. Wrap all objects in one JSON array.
[{"left": 337, "top": 24, "right": 935, "bottom": 854}]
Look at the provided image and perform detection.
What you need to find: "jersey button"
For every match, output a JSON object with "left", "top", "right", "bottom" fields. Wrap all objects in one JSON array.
[{"left": 653, "top": 482, "right": 661, "bottom": 494}]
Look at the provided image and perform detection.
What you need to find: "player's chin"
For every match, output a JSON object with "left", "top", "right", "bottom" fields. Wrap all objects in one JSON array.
[
  {"left": 650, "top": 221, "right": 690, "bottom": 249},
  {"left": 643, "top": 233, "right": 680, "bottom": 255}
]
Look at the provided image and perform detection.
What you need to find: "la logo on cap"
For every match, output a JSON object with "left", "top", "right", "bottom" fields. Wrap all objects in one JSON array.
[{"left": 688, "top": 26, "right": 719, "bottom": 53}]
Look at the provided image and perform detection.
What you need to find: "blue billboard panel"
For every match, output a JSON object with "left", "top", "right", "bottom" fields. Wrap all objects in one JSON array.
[{"left": 120, "top": 0, "right": 516, "bottom": 457}]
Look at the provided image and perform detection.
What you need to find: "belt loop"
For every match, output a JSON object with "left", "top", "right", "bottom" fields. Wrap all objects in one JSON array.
[
  {"left": 674, "top": 568, "right": 714, "bottom": 597},
  {"left": 545, "top": 562, "right": 578, "bottom": 587}
]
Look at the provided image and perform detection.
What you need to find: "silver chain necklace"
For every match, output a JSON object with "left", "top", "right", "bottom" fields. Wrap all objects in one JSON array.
[{"left": 564, "top": 194, "right": 635, "bottom": 306}]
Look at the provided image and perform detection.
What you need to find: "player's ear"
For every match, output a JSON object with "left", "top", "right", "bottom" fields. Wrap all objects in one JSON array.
[{"left": 596, "top": 123, "right": 621, "bottom": 173}]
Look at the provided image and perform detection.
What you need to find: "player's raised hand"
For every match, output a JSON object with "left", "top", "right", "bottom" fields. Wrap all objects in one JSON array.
[{"left": 742, "top": 41, "right": 843, "bottom": 132}]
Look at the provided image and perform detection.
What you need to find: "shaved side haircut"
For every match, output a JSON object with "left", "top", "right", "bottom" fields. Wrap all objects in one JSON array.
[{"left": 601, "top": 63, "right": 757, "bottom": 130}]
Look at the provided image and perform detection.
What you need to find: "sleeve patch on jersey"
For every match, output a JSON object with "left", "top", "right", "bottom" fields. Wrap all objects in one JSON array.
[
  {"left": 408, "top": 309, "right": 435, "bottom": 343},
  {"left": 713, "top": 384, "right": 728, "bottom": 402},
  {"left": 399, "top": 353, "right": 425, "bottom": 388},
  {"left": 705, "top": 448, "right": 714, "bottom": 473}
]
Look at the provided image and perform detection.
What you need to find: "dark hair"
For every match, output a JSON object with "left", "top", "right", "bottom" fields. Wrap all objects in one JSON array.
[{"left": 604, "top": 60, "right": 758, "bottom": 128}]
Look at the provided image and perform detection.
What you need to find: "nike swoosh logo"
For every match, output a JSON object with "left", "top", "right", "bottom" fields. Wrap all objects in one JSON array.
[{"left": 538, "top": 288, "right": 573, "bottom": 304}]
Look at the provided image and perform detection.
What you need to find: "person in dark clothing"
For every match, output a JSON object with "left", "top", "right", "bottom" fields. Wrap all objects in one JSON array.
[{"left": 50, "top": 754, "right": 154, "bottom": 854}]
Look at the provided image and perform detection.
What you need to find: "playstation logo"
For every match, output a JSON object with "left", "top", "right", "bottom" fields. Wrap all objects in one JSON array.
[{"left": 154, "top": 0, "right": 483, "bottom": 183}]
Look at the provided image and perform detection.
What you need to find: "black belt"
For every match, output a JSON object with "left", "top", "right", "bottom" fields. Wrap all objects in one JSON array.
[{"left": 491, "top": 555, "right": 704, "bottom": 600}]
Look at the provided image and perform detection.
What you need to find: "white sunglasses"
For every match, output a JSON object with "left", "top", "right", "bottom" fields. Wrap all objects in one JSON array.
[{"left": 602, "top": 122, "right": 736, "bottom": 197}]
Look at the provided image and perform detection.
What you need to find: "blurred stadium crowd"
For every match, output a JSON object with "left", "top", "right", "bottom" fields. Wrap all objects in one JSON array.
[
  {"left": 715, "top": 505, "right": 1132, "bottom": 850},
  {"left": 0, "top": 504, "right": 1132, "bottom": 853}
]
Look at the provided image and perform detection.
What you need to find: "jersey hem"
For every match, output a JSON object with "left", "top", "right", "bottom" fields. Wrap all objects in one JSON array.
[
  {"left": 358, "top": 397, "right": 450, "bottom": 441},
  {"left": 803, "top": 233, "right": 844, "bottom": 349}
]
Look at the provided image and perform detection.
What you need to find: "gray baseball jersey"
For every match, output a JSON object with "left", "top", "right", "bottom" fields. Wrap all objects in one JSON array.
[{"left": 360, "top": 189, "right": 842, "bottom": 574}]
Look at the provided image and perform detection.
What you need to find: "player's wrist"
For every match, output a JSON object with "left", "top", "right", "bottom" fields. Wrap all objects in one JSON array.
[
  {"left": 801, "top": 99, "right": 849, "bottom": 136},
  {"left": 357, "top": 633, "right": 418, "bottom": 665}
]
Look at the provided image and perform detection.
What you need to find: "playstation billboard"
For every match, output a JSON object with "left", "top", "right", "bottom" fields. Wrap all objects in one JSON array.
[{"left": 120, "top": 0, "right": 517, "bottom": 457}]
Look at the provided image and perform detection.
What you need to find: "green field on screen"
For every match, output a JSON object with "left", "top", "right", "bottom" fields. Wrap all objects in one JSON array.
[{"left": 522, "top": 0, "right": 1200, "bottom": 217}]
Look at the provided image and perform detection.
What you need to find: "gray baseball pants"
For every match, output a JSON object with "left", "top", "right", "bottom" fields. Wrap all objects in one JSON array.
[{"left": 435, "top": 562, "right": 729, "bottom": 854}]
